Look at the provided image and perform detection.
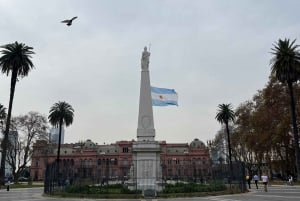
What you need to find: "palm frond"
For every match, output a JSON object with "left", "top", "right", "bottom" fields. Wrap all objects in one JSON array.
[
  {"left": 48, "top": 101, "right": 74, "bottom": 127},
  {"left": 0, "top": 41, "right": 35, "bottom": 78},
  {"left": 270, "top": 38, "right": 300, "bottom": 83},
  {"left": 216, "top": 103, "right": 235, "bottom": 124}
]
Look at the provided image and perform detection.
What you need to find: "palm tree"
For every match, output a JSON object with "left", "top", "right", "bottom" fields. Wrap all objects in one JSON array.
[
  {"left": 48, "top": 101, "right": 74, "bottom": 178},
  {"left": 0, "top": 41, "right": 34, "bottom": 184},
  {"left": 216, "top": 103, "right": 235, "bottom": 185},
  {"left": 270, "top": 38, "right": 300, "bottom": 179}
]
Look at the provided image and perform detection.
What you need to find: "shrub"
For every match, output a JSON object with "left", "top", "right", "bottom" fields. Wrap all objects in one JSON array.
[
  {"left": 162, "top": 182, "right": 226, "bottom": 194},
  {"left": 65, "top": 184, "right": 139, "bottom": 195}
]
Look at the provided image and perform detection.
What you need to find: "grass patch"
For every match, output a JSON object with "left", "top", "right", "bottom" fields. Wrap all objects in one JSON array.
[
  {"left": 9, "top": 182, "right": 44, "bottom": 189},
  {"left": 46, "top": 184, "right": 143, "bottom": 199},
  {"left": 65, "top": 184, "right": 139, "bottom": 194}
]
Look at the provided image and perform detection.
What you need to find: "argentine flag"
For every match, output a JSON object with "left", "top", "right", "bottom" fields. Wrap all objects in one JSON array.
[{"left": 151, "top": 86, "right": 178, "bottom": 106}]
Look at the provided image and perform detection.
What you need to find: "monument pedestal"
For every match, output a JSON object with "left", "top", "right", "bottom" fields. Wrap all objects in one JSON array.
[{"left": 130, "top": 141, "right": 162, "bottom": 192}]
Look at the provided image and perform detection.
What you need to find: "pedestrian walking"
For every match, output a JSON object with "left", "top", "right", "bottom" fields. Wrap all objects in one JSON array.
[
  {"left": 246, "top": 175, "right": 252, "bottom": 189},
  {"left": 253, "top": 174, "right": 259, "bottom": 189},
  {"left": 261, "top": 173, "right": 268, "bottom": 192},
  {"left": 6, "top": 180, "right": 10, "bottom": 191},
  {"left": 288, "top": 175, "right": 293, "bottom": 186}
]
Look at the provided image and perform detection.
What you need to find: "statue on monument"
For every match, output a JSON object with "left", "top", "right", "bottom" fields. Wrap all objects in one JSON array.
[{"left": 141, "top": 46, "right": 150, "bottom": 70}]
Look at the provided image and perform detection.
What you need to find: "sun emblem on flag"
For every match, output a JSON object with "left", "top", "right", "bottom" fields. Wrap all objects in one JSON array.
[{"left": 159, "top": 95, "right": 164, "bottom": 100}]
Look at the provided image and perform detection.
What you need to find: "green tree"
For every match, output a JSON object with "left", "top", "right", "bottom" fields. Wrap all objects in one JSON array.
[
  {"left": 0, "top": 42, "right": 34, "bottom": 183},
  {"left": 270, "top": 38, "right": 300, "bottom": 179},
  {"left": 216, "top": 103, "right": 235, "bottom": 184},
  {"left": 48, "top": 101, "right": 74, "bottom": 177}
]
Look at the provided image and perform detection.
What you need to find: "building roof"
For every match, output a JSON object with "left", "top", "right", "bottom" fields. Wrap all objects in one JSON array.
[{"left": 190, "top": 138, "right": 206, "bottom": 149}]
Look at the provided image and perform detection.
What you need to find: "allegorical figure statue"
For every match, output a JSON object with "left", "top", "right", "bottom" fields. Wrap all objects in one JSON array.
[{"left": 141, "top": 46, "right": 150, "bottom": 70}]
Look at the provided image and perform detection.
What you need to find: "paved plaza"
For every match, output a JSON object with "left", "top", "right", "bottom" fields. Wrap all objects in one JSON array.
[{"left": 0, "top": 185, "right": 299, "bottom": 201}]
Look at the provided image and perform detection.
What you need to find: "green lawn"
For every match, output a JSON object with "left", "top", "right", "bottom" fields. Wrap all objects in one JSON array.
[{"left": 9, "top": 182, "right": 44, "bottom": 189}]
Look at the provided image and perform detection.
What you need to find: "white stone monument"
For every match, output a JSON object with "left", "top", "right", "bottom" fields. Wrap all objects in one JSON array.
[{"left": 130, "top": 47, "right": 162, "bottom": 193}]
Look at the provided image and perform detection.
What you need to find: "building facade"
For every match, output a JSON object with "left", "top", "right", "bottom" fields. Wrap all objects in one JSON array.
[
  {"left": 31, "top": 138, "right": 211, "bottom": 182},
  {"left": 50, "top": 126, "right": 65, "bottom": 144}
]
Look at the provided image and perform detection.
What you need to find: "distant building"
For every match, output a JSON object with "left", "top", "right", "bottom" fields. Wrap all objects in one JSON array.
[
  {"left": 30, "top": 138, "right": 211, "bottom": 182},
  {"left": 50, "top": 126, "right": 64, "bottom": 144}
]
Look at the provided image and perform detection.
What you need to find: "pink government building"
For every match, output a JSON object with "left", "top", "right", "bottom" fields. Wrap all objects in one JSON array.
[{"left": 31, "top": 138, "right": 211, "bottom": 182}]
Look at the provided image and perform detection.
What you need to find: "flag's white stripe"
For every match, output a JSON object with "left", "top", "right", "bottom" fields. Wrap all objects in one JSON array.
[{"left": 151, "top": 92, "right": 178, "bottom": 102}]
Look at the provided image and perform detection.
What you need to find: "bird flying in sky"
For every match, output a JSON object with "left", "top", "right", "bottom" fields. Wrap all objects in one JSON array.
[{"left": 61, "top": 16, "right": 78, "bottom": 26}]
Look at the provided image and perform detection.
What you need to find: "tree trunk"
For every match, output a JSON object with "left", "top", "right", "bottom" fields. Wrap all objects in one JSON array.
[
  {"left": 226, "top": 123, "right": 233, "bottom": 186},
  {"left": 0, "top": 73, "right": 17, "bottom": 185},
  {"left": 287, "top": 81, "right": 300, "bottom": 180},
  {"left": 56, "top": 120, "right": 63, "bottom": 184}
]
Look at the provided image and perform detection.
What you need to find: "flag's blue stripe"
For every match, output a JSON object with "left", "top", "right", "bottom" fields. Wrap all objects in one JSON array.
[
  {"left": 151, "top": 86, "right": 176, "bottom": 94},
  {"left": 152, "top": 99, "right": 178, "bottom": 106}
]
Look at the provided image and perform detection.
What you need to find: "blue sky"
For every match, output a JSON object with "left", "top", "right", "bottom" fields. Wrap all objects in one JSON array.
[{"left": 0, "top": 0, "right": 299, "bottom": 144}]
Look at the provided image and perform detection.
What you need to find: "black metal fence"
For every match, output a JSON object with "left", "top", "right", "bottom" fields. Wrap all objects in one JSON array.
[
  {"left": 211, "top": 161, "right": 247, "bottom": 192},
  {"left": 44, "top": 159, "right": 246, "bottom": 195}
]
